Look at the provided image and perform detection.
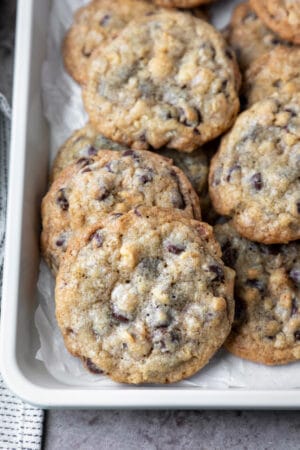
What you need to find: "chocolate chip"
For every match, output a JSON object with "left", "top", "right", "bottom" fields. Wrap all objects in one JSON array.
[
  {"left": 139, "top": 172, "right": 153, "bottom": 184},
  {"left": 123, "top": 149, "right": 134, "bottom": 156},
  {"left": 105, "top": 162, "right": 113, "bottom": 173},
  {"left": 66, "top": 327, "right": 74, "bottom": 335},
  {"left": 88, "top": 146, "right": 98, "bottom": 156},
  {"left": 221, "top": 241, "right": 238, "bottom": 267},
  {"left": 170, "top": 331, "right": 180, "bottom": 344},
  {"left": 271, "top": 37, "right": 281, "bottom": 45},
  {"left": 85, "top": 358, "right": 103, "bottom": 375},
  {"left": 272, "top": 80, "right": 282, "bottom": 88},
  {"left": 89, "top": 231, "right": 103, "bottom": 247},
  {"left": 226, "top": 164, "right": 241, "bottom": 182},
  {"left": 289, "top": 267, "right": 300, "bottom": 285},
  {"left": 166, "top": 244, "right": 185, "bottom": 255},
  {"left": 122, "top": 149, "right": 139, "bottom": 161},
  {"left": 196, "top": 110, "right": 203, "bottom": 125},
  {"left": 55, "top": 237, "right": 65, "bottom": 247},
  {"left": 76, "top": 157, "right": 90, "bottom": 168},
  {"left": 82, "top": 167, "right": 92, "bottom": 173},
  {"left": 139, "top": 132, "right": 147, "bottom": 143},
  {"left": 222, "top": 79, "right": 228, "bottom": 91},
  {"left": 246, "top": 278, "right": 265, "bottom": 292},
  {"left": 98, "top": 188, "right": 110, "bottom": 201},
  {"left": 285, "top": 108, "right": 297, "bottom": 118},
  {"left": 157, "top": 340, "right": 166, "bottom": 350},
  {"left": 250, "top": 172, "right": 263, "bottom": 190},
  {"left": 56, "top": 188, "right": 69, "bottom": 211},
  {"left": 82, "top": 47, "right": 92, "bottom": 57},
  {"left": 134, "top": 207, "right": 142, "bottom": 217},
  {"left": 291, "top": 298, "right": 298, "bottom": 316},
  {"left": 112, "top": 312, "right": 129, "bottom": 323},
  {"left": 99, "top": 14, "right": 110, "bottom": 26},
  {"left": 294, "top": 330, "right": 300, "bottom": 341},
  {"left": 209, "top": 264, "right": 225, "bottom": 282},
  {"left": 296, "top": 201, "right": 300, "bottom": 214}
]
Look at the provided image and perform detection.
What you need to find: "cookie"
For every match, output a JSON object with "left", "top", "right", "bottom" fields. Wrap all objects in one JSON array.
[
  {"left": 250, "top": 0, "right": 300, "bottom": 45},
  {"left": 153, "top": 0, "right": 214, "bottom": 8},
  {"left": 42, "top": 149, "right": 201, "bottom": 274},
  {"left": 63, "top": 0, "right": 157, "bottom": 85},
  {"left": 51, "top": 124, "right": 126, "bottom": 182},
  {"left": 243, "top": 46, "right": 300, "bottom": 107},
  {"left": 225, "top": 1, "right": 289, "bottom": 72},
  {"left": 214, "top": 221, "right": 300, "bottom": 365},
  {"left": 51, "top": 124, "right": 209, "bottom": 211},
  {"left": 55, "top": 207, "right": 235, "bottom": 384},
  {"left": 209, "top": 92, "right": 300, "bottom": 244},
  {"left": 83, "top": 9, "right": 240, "bottom": 152}
]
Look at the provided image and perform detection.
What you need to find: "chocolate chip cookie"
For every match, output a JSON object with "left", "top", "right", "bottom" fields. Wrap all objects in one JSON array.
[
  {"left": 225, "top": 1, "right": 288, "bottom": 72},
  {"left": 243, "top": 46, "right": 300, "bottom": 107},
  {"left": 83, "top": 9, "right": 240, "bottom": 152},
  {"left": 250, "top": 0, "right": 300, "bottom": 45},
  {"left": 63, "top": 0, "right": 157, "bottom": 85},
  {"left": 55, "top": 207, "right": 235, "bottom": 384},
  {"left": 209, "top": 92, "right": 300, "bottom": 244},
  {"left": 42, "top": 149, "right": 201, "bottom": 274},
  {"left": 51, "top": 124, "right": 209, "bottom": 212},
  {"left": 215, "top": 221, "right": 300, "bottom": 365}
]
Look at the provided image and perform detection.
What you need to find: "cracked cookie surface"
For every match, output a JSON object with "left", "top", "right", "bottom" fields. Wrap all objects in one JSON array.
[
  {"left": 63, "top": 0, "right": 157, "bottom": 85},
  {"left": 42, "top": 149, "right": 201, "bottom": 274},
  {"left": 83, "top": 9, "right": 240, "bottom": 152},
  {"left": 215, "top": 221, "right": 300, "bottom": 365},
  {"left": 55, "top": 207, "right": 235, "bottom": 384},
  {"left": 209, "top": 92, "right": 300, "bottom": 244},
  {"left": 250, "top": 0, "right": 300, "bottom": 45}
]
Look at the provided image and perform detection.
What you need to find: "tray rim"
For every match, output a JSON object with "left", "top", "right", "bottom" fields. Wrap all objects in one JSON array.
[{"left": 1, "top": 0, "right": 300, "bottom": 409}]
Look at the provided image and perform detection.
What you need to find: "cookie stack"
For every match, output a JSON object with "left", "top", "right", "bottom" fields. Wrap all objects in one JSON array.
[{"left": 41, "top": 0, "right": 300, "bottom": 383}]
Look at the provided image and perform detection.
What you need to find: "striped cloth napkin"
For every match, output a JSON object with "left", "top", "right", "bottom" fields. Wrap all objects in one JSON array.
[{"left": 0, "top": 94, "right": 44, "bottom": 449}]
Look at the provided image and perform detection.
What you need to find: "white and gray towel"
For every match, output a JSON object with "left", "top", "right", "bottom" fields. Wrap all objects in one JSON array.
[{"left": 0, "top": 94, "right": 44, "bottom": 450}]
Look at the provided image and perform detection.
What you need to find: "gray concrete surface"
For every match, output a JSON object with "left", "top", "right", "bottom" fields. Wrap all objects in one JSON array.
[
  {"left": 43, "top": 409, "right": 300, "bottom": 450},
  {"left": 2, "top": 2, "right": 300, "bottom": 450}
]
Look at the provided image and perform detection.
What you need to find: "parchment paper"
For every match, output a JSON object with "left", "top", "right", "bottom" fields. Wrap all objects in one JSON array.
[{"left": 37, "top": 0, "right": 300, "bottom": 388}]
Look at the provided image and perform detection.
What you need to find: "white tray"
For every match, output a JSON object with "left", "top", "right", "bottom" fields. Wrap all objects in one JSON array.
[{"left": 1, "top": 0, "right": 300, "bottom": 409}]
